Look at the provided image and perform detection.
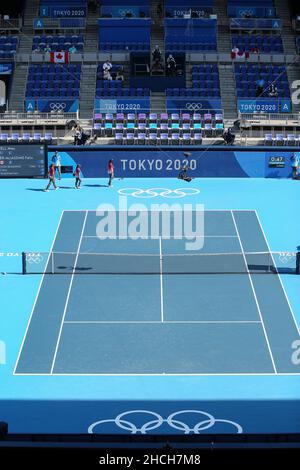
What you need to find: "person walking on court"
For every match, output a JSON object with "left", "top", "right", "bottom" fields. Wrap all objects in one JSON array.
[
  {"left": 74, "top": 164, "right": 82, "bottom": 189},
  {"left": 291, "top": 153, "right": 299, "bottom": 179},
  {"left": 51, "top": 150, "right": 61, "bottom": 180},
  {"left": 108, "top": 159, "right": 114, "bottom": 187},
  {"left": 44, "top": 164, "right": 58, "bottom": 191}
]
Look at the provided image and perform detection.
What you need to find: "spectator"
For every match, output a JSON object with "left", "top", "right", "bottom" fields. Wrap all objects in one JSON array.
[
  {"left": 44, "top": 44, "right": 51, "bottom": 53},
  {"left": 33, "top": 46, "right": 41, "bottom": 53},
  {"left": 157, "top": 3, "right": 163, "bottom": 18},
  {"left": 268, "top": 83, "right": 278, "bottom": 97},
  {"left": 152, "top": 45, "right": 162, "bottom": 62},
  {"left": 103, "top": 68, "right": 112, "bottom": 80},
  {"left": 223, "top": 128, "right": 235, "bottom": 145},
  {"left": 166, "top": 54, "right": 177, "bottom": 77},
  {"left": 103, "top": 60, "right": 112, "bottom": 73},
  {"left": 69, "top": 45, "right": 77, "bottom": 53},
  {"left": 291, "top": 153, "right": 299, "bottom": 179},
  {"left": 116, "top": 66, "right": 124, "bottom": 81},
  {"left": 231, "top": 45, "right": 239, "bottom": 54},
  {"left": 256, "top": 78, "right": 265, "bottom": 97}
]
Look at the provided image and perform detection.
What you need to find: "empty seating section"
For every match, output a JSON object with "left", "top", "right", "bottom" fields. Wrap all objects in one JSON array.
[
  {"left": 93, "top": 112, "right": 224, "bottom": 144},
  {"left": 0, "top": 132, "right": 54, "bottom": 143},
  {"left": 165, "top": 18, "right": 217, "bottom": 52},
  {"left": 231, "top": 34, "right": 283, "bottom": 53},
  {"left": 166, "top": 64, "right": 220, "bottom": 98},
  {"left": 297, "top": 37, "right": 300, "bottom": 53},
  {"left": 235, "top": 64, "right": 290, "bottom": 98},
  {"left": 96, "top": 65, "right": 150, "bottom": 98},
  {"left": 32, "top": 35, "right": 84, "bottom": 52},
  {"left": 0, "top": 35, "right": 18, "bottom": 58},
  {"left": 165, "top": 0, "right": 214, "bottom": 18},
  {"left": 100, "top": 0, "right": 150, "bottom": 18},
  {"left": 98, "top": 18, "right": 151, "bottom": 51},
  {"left": 26, "top": 64, "right": 81, "bottom": 98},
  {"left": 264, "top": 134, "right": 300, "bottom": 146}
]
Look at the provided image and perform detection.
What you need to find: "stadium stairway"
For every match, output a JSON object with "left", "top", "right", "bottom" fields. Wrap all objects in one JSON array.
[
  {"left": 286, "top": 65, "right": 300, "bottom": 114},
  {"left": 23, "top": 0, "right": 39, "bottom": 30},
  {"left": 149, "top": 0, "right": 167, "bottom": 112},
  {"left": 79, "top": 64, "right": 98, "bottom": 119},
  {"left": 84, "top": 3, "right": 100, "bottom": 53},
  {"left": 150, "top": 91, "right": 166, "bottom": 113},
  {"left": 274, "top": 0, "right": 297, "bottom": 54},
  {"left": 219, "top": 64, "right": 238, "bottom": 120},
  {"left": 8, "top": 64, "right": 29, "bottom": 112},
  {"left": 214, "top": 0, "right": 232, "bottom": 53}
]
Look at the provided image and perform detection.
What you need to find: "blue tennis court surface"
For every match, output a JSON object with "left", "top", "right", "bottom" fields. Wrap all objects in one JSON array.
[
  {"left": 14, "top": 209, "right": 300, "bottom": 375},
  {"left": 0, "top": 177, "right": 300, "bottom": 434}
]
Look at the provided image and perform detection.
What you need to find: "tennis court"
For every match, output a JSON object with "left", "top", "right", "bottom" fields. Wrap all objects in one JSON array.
[
  {"left": 15, "top": 209, "right": 300, "bottom": 375},
  {"left": 1, "top": 177, "right": 300, "bottom": 435}
]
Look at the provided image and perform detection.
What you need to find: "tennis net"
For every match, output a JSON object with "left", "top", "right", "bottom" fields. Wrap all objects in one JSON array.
[{"left": 22, "top": 251, "right": 300, "bottom": 275}]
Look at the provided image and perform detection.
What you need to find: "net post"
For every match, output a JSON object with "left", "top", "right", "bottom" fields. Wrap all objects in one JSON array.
[
  {"left": 51, "top": 252, "right": 54, "bottom": 274},
  {"left": 21, "top": 252, "right": 26, "bottom": 275},
  {"left": 296, "top": 252, "right": 300, "bottom": 275}
]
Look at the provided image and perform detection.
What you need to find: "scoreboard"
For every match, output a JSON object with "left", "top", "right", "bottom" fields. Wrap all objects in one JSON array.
[{"left": 0, "top": 144, "right": 46, "bottom": 178}]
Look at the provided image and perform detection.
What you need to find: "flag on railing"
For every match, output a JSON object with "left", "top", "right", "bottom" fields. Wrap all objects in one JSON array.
[
  {"left": 231, "top": 51, "right": 250, "bottom": 60},
  {"left": 50, "top": 51, "right": 69, "bottom": 64}
]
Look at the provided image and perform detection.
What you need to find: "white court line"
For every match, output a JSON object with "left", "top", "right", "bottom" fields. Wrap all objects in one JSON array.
[
  {"left": 64, "top": 320, "right": 262, "bottom": 324},
  {"left": 62, "top": 209, "right": 257, "bottom": 212},
  {"left": 50, "top": 210, "right": 88, "bottom": 374},
  {"left": 159, "top": 236, "right": 164, "bottom": 323},
  {"left": 13, "top": 372, "right": 300, "bottom": 377},
  {"left": 13, "top": 211, "right": 64, "bottom": 375},
  {"left": 231, "top": 210, "right": 277, "bottom": 374},
  {"left": 81, "top": 235, "right": 240, "bottom": 239},
  {"left": 254, "top": 210, "right": 300, "bottom": 337}
]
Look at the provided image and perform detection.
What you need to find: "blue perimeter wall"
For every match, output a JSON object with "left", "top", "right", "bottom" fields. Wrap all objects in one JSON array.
[{"left": 47, "top": 146, "right": 296, "bottom": 179}]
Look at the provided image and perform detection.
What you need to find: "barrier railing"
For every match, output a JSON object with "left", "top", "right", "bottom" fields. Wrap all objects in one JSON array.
[
  {"left": 0, "top": 18, "right": 22, "bottom": 30},
  {"left": 0, "top": 112, "right": 78, "bottom": 122},
  {"left": 239, "top": 112, "right": 300, "bottom": 124},
  {"left": 33, "top": 18, "right": 86, "bottom": 30},
  {"left": 230, "top": 18, "right": 282, "bottom": 31}
]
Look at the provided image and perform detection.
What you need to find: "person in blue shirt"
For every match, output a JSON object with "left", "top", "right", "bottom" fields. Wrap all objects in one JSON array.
[
  {"left": 51, "top": 151, "right": 61, "bottom": 180},
  {"left": 256, "top": 78, "right": 265, "bottom": 97},
  {"left": 291, "top": 153, "right": 299, "bottom": 179}
]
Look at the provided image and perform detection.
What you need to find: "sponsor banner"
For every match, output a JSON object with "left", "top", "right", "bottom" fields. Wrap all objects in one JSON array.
[
  {"left": 95, "top": 98, "right": 150, "bottom": 114},
  {"left": 25, "top": 99, "right": 78, "bottom": 113},
  {"left": 40, "top": 6, "right": 87, "bottom": 18},
  {"left": 0, "top": 64, "right": 13, "bottom": 74},
  {"left": 166, "top": 98, "right": 221, "bottom": 112},
  {"left": 101, "top": 6, "right": 146, "bottom": 18},
  {"left": 238, "top": 99, "right": 291, "bottom": 114},
  {"left": 228, "top": 6, "right": 276, "bottom": 18},
  {"left": 166, "top": 6, "right": 213, "bottom": 18},
  {"left": 230, "top": 18, "right": 281, "bottom": 30},
  {"left": 47, "top": 148, "right": 294, "bottom": 179}
]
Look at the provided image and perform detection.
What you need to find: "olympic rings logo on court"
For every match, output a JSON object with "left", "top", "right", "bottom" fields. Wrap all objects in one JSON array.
[
  {"left": 185, "top": 103, "right": 203, "bottom": 111},
  {"left": 278, "top": 252, "right": 296, "bottom": 264},
  {"left": 49, "top": 102, "right": 67, "bottom": 111},
  {"left": 26, "top": 252, "right": 43, "bottom": 264},
  {"left": 88, "top": 409, "right": 243, "bottom": 434},
  {"left": 118, "top": 188, "right": 200, "bottom": 198}
]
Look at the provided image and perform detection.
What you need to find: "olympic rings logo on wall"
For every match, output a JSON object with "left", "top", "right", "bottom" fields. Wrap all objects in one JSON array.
[
  {"left": 118, "top": 188, "right": 200, "bottom": 198},
  {"left": 88, "top": 409, "right": 243, "bottom": 434},
  {"left": 49, "top": 102, "right": 67, "bottom": 111}
]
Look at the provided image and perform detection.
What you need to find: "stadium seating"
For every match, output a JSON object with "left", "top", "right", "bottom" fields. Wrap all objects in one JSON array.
[
  {"left": 234, "top": 64, "right": 290, "bottom": 98},
  {"left": 0, "top": 132, "right": 54, "bottom": 142},
  {"left": 95, "top": 64, "right": 150, "bottom": 98},
  {"left": 0, "top": 35, "right": 18, "bottom": 58},
  {"left": 93, "top": 112, "right": 224, "bottom": 144},
  {"left": 264, "top": 134, "right": 300, "bottom": 146},
  {"left": 26, "top": 64, "right": 81, "bottom": 98},
  {"left": 32, "top": 35, "right": 84, "bottom": 52},
  {"left": 231, "top": 34, "right": 283, "bottom": 53}
]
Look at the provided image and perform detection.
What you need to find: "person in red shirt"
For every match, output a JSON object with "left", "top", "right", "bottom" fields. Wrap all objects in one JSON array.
[
  {"left": 108, "top": 159, "right": 114, "bottom": 187},
  {"left": 44, "top": 164, "right": 58, "bottom": 192},
  {"left": 74, "top": 164, "right": 82, "bottom": 189}
]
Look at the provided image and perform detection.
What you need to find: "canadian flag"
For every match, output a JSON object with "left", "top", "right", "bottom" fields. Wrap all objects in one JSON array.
[
  {"left": 50, "top": 51, "right": 69, "bottom": 64},
  {"left": 231, "top": 51, "right": 250, "bottom": 60}
]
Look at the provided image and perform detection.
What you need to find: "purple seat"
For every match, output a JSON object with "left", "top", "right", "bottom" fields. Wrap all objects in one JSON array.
[
  {"left": 137, "top": 113, "right": 147, "bottom": 122},
  {"left": 116, "top": 113, "right": 125, "bottom": 122},
  {"left": 138, "top": 123, "right": 146, "bottom": 131},
  {"left": 204, "top": 113, "right": 212, "bottom": 122},
  {"left": 181, "top": 113, "right": 190, "bottom": 122},
  {"left": 94, "top": 113, "right": 102, "bottom": 121},
  {"left": 160, "top": 113, "right": 169, "bottom": 122},
  {"left": 171, "top": 113, "right": 180, "bottom": 122},
  {"left": 127, "top": 113, "right": 135, "bottom": 122},
  {"left": 215, "top": 113, "right": 223, "bottom": 123},
  {"left": 105, "top": 113, "right": 114, "bottom": 122},
  {"left": 192, "top": 113, "right": 202, "bottom": 122},
  {"left": 149, "top": 113, "right": 157, "bottom": 122}
]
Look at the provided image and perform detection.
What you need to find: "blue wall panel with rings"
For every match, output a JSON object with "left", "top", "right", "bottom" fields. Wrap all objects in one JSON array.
[{"left": 47, "top": 147, "right": 296, "bottom": 179}]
